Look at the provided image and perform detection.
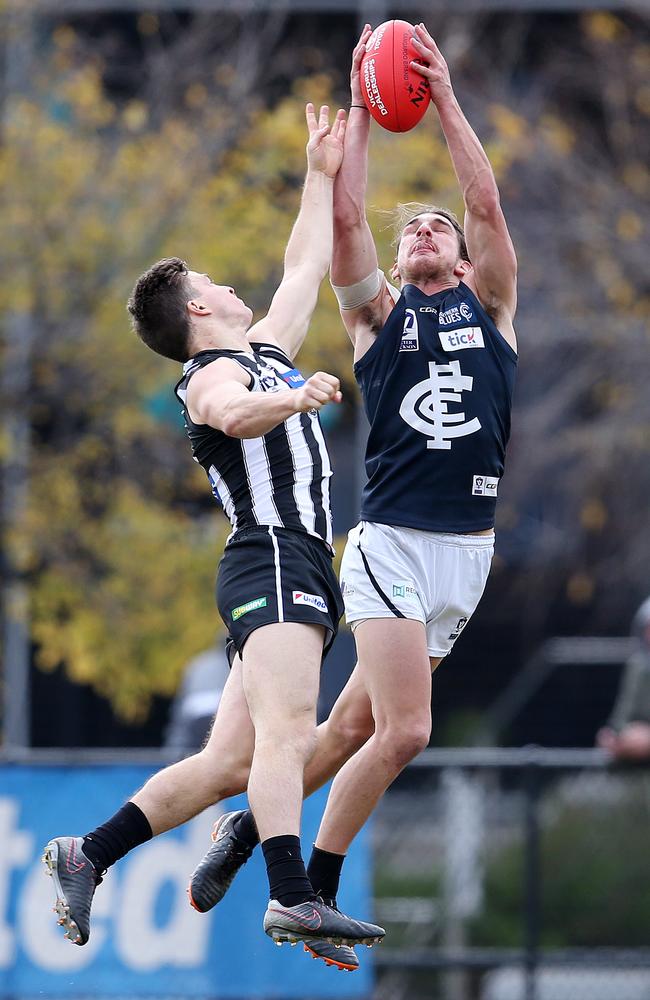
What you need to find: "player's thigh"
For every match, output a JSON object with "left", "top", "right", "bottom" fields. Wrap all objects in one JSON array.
[
  {"left": 353, "top": 617, "right": 432, "bottom": 728},
  {"left": 202, "top": 653, "right": 254, "bottom": 762},
  {"left": 241, "top": 621, "right": 325, "bottom": 730}
]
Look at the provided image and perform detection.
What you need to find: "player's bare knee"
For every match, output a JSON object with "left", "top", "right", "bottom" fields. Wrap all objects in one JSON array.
[
  {"left": 378, "top": 721, "right": 431, "bottom": 770},
  {"left": 329, "top": 709, "right": 375, "bottom": 754}
]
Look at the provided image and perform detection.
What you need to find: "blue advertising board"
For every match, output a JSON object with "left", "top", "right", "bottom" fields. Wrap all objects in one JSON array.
[{"left": 0, "top": 765, "right": 372, "bottom": 998}]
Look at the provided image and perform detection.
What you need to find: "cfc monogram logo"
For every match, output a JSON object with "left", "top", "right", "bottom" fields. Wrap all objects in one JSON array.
[{"left": 399, "top": 360, "right": 482, "bottom": 450}]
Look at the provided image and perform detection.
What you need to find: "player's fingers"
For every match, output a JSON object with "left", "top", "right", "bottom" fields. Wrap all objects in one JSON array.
[
  {"left": 305, "top": 102, "right": 318, "bottom": 131},
  {"left": 416, "top": 23, "right": 441, "bottom": 55},
  {"left": 318, "top": 104, "right": 329, "bottom": 129},
  {"left": 411, "top": 35, "right": 433, "bottom": 60},
  {"left": 356, "top": 23, "right": 372, "bottom": 45},
  {"left": 316, "top": 372, "right": 341, "bottom": 394},
  {"left": 410, "top": 60, "right": 433, "bottom": 79},
  {"left": 332, "top": 390, "right": 343, "bottom": 404},
  {"left": 331, "top": 110, "right": 346, "bottom": 140}
]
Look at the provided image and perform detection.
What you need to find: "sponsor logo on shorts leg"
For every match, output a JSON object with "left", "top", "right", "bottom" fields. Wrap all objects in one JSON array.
[
  {"left": 341, "top": 580, "right": 355, "bottom": 597},
  {"left": 392, "top": 581, "right": 418, "bottom": 599},
  {"left": 231, "top": 597, "right": 267, "bottom": 621},
  {"left": 472, "top": 475, "right": 499, "bottom": 497},
  {"left": 448, "top": 616, "right": 468, "bottom": 641},
  {"left": 293, "top": 591, "right": 328, "bottom": 612}
]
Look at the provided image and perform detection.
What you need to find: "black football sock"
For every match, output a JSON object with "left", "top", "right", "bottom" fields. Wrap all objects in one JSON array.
[
  {"left": 233, "top": 810, "right": 260, "bottom": 849},
  {"left": 82, "top": 801, "right": 153, "bottom": 873},
  {"left": 307, "top": 845, "right": 345, "bottom": 905},
  {"left": 261, "top": 835, "right": 315, "bottom": 907}
]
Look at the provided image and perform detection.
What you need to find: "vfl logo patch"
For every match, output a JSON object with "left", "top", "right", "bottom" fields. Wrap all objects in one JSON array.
[
  {"left": 260, "top": 365, "right": 282, "bottom": 392},
  {"left": 439, "top": 327, "right": 485, "bottom": 352},
  {"left": 399, "top": 360, "right": 482, "bottom": 450},
  {"left": 472, "top": 475, "right": 499, "bottom": 497},
  {"left": 232, "top": 597, "right": 267, "bottom": 621},
  {"left": 293, "top": 591, "right": 328, "bottom": 612},
  {"left": 399, "top": 308, "right": 419, "bottom": 352}
]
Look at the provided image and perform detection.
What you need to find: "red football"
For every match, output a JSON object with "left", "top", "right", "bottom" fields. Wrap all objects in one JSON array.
[{"left": 359, "top": 20, "right": 431, "bottom": 133}]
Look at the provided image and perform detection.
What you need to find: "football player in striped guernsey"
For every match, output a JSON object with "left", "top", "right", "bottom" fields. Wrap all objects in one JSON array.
[{"left": 42, "top": 103, "right": 384, "bottom": 957}]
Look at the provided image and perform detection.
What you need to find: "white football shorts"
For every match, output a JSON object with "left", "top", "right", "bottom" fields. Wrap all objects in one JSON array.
[{"left": 339, "top": 520, "right": 494, "bottom": 658}]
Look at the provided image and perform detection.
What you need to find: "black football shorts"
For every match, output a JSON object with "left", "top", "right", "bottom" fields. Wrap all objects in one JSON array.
[{"left": 217, "top": 526, "right": 344, "bottom": 660}]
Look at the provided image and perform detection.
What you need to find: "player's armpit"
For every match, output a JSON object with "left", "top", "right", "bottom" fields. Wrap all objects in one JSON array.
[{"left": 338, "top": 276, "right": 397, "bottom": 351}]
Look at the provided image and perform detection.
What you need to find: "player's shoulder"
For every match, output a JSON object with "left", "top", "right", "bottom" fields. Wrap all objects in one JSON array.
[{"left": 186, "top": 352, "right": 252, "bottom": 391}]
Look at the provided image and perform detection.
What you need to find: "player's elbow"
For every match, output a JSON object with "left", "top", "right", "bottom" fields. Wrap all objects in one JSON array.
[
  {"left": 466, "top": 185, "right": 502, "bottom": 222},
  {"left": 334, "top": 200, "right": 366, "bottom": 232},
  {"left": 221, "top": 413, "right": 245, "bottom": 438}
]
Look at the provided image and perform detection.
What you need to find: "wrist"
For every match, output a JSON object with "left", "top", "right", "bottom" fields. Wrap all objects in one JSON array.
[{"left": 432, "top": 87, "right": 458, "bottom": 114}]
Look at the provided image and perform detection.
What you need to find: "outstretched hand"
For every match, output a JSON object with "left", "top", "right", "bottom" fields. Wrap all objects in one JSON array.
[
  {"left": 410, "top": 23, "right": 453, "bottom": 107},
  {"left": 305, "top": 103, "right": 347, "bottom": 178},
  {"left": 350, "top": 23, "right": 373, "bottom": 106}
]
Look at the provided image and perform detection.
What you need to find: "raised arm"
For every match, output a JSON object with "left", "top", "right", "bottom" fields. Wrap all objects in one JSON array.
[
  {"left": 411, "top": 24, "right": 518, "bottom": 346},
  {"left": 248, "top": 104, "right": 346, "bottom": 360},
  {"left": 186, "top": 357, "right": 341, "bottom": 439},
  {"left": 331, "top": 26, "right": 398, "bottom": 350}
]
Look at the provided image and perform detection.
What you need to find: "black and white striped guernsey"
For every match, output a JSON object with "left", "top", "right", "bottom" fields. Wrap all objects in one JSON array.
[{"left": 174, "top": 342, "right": 334, "bottom": 548}]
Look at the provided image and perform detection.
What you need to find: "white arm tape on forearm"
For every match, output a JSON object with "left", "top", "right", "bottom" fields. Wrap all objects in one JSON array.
[{"left": 330, "top": 268, "right": 384, "bottom": 310}]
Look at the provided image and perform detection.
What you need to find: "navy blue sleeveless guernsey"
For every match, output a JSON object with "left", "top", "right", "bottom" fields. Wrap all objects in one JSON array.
[{"left": 355, "top": 281, "right": 517, "bottom": 533}]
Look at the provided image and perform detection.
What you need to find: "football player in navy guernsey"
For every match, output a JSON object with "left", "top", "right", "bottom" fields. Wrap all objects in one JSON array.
[
  {"left": 42, "top": 103, "right": 385, "bottom": 957},
  {"left": 305, "top": 21, "right": 518, "bottom": 931}
]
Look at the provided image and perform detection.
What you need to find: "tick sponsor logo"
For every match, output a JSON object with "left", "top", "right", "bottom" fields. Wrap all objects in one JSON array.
[
  {"left": 231, "top": 597, "right": 267, "bottom": 621},
  {"left": 292, "top": 591, "right": 328, "bottom": 612},
  {"left": 439, "top": 327, "right": 485, "bottom": 352},
  {"left": 472, "top": 475, "right": 499, "bottom": 497}
]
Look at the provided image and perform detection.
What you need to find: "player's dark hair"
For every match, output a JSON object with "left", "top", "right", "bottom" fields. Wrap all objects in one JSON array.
[
  {"left": 127, "top": 257, "right": 196, "bottom": 362},
  {"left": 391, "top": 202, "right": 470, "bottom": 263}
]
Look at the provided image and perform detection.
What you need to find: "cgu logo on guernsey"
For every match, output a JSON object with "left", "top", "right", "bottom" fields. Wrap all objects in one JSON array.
[
  {"left": 293, "top": 591, "right": 327, "bottom": 612},
  {"left": 439, "top": 327, "right": 485, "bottom": 352}
]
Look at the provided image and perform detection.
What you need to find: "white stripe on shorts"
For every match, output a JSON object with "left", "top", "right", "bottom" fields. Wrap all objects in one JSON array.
[{"left": 268, "top": 526, "right": 284, "bottom": 622}]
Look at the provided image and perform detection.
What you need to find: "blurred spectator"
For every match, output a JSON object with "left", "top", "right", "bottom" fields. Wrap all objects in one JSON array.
[
  {"left": 163, "top": 641, "right": 230, "bottom": 751},
  {"left": 597, "top": 597, "right": 650, "bottom": 760}
]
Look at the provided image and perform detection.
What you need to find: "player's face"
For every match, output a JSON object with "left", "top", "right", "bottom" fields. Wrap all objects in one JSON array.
[
  {"left": 187, "top": 271, "right": 253, "bottom": 325},
  {"left": 396, "top": 214, "right": 462, "bottom": 283}
]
